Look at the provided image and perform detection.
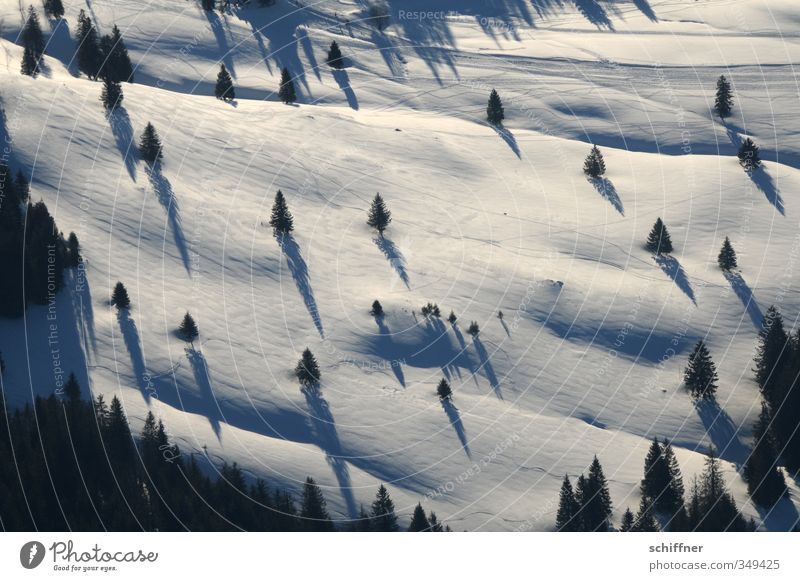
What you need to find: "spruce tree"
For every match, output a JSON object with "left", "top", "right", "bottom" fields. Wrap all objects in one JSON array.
[
  {"left": 22, "top": 6, "right": 45, "bottom": 59},
  {"left": 640, "top": 438, "right": 671, "bottom": 511},
  {"left": 63, "top": 372, "right": 81, "bottom": 402},
  {"left": 684, "top": 340, "right": 718, "bottom": 399},
  {"left": 753, "top": 306, "right": 788, "bottom": 401},
  {"left": 100, "top": 26, "right": 134, "bottom": 83},
  {"left": 367, "top": 193, "right": 391, "bottom": 234},
  {"left": 299, "top": 477, "right": 333, "bottom": 531},
  {"left": 215, "top": 64, "right": 234, "bottom": 101},
  {"left": 620, "top": 508, "right": 635, "bottom": 532},
  {"left": 76, "top": 10, "right": 102, "bottom": 80},
  {"left": 20, "top": 46, "right": 40, "bottom": 77},
  {"left": 695, "top": 449, "right": 748, "bottom": 531},
  {"left": 371, "top": 300, "right": 384, "bottom": 317},
  {"left": 436, "top": 378, "right": 452, "bottom": 401},
  {"left": 295, "top": 348, "right": 321, "bottom": 387},
  {"left": 632, "top": 496, "right": 659, "bottom": 532},
  {"left": 66, "top": 232, "right": 82, "bottom": 267},
  {"left": 661, "top": 440, "right": 686, "bottom": 522},
  {"left": 486, "top": 89, "right": 504, "bottom": 125},
  {"left": 717, "top": 236, "right": 737, "bottom": 271},
  {"left": 326, "top": 41, "right": 344, "bottom": 69},
  {"left": 44, "top": 0, "right": 65, "bottom": 19},
  {"left": 269, "top": 190, "right": 294, "bottom": 234},
  {"left": 139, "top": 122, "right": 163, "bottom": 165},
  {"left": 408, "top": 503, "right": 430, "bottom": 531},
  {"left": 467, "top": 321, "right": 480, "bottom": 336},
  {"left": 279, "top": 67, "right": 297, "bottom": 104},
  {"left": 738, "top": 138, "right": 761, "bottom": 172},
  {"left": 370, "top": 484, "right": 399, "bottom": 531},
  {"left": 645, "top": 217, "right": 673, "bottom": 254},
  {"left": 448, "top": 310, "right": 457, "bottom": 325},
  {"left": 582, "top": 456, "right": 613, "bottom": 531},
  {"left": 24, "top": 201, "right": 67, "bottom": 305},
  {"left": 714, "top": 75, "right": 733, "bottom": 118},
  {"left": 743, "top": 402, "right": 787, "bottom": 508},
  {"left": 179, "top": 312, "right": 199, "bottom": 342},
  {"left": 101, "top": 77, "right": 123, "bottom": 110},
  {"left": 555, "top": 474, "right": 580, "bottom": 531},
  {"left": 111, "top": 281, "right": 131, "bottom": 309},
  {"left": 583, "top": 145, "right": 606, "bottom": 178}
]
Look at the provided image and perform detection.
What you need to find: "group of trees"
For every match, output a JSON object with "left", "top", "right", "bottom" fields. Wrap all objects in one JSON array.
[
  {"left": 267, "top": 190, "right": 391, "bottom": 237},
  {"left": 555, "top": 456, "right": 613, "bottom": 531}
]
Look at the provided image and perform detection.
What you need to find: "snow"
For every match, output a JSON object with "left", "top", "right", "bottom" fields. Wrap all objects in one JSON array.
[{"left": 0, "top": 0, "right": 799, "bottom": 530}]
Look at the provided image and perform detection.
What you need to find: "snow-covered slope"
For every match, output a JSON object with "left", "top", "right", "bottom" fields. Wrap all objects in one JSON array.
[{"left": 1, "top": 0, "right": 799, "bottom": 530}]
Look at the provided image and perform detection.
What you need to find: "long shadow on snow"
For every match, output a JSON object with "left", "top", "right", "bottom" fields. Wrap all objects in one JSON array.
[
  {"left": 724, "top": 272, "right": 762, "bottom": 329},
  {"left": 66, "top": 264, "right": 97, "bottom": 357},
  {"left": 117, "top": 309, "right": 153, "bottom": 403},
  {"left": 492, "top": 124, "right": 521, "bottom": 159},
  {"left": 589, "top": 177, "right": 623, "bottom": 215},
  {"left": 279, "top": 234, "right": 324, "bottom": 337},
  {"left": 45, "top": 18, "right": 79, "bottom": 76},
  {"left": 107, "top": 107, "right": 136, "bottom": 181},
  {"left": 632, "top": 0, "right": 658, "bottom": 21},
  {"left": 441, "top": 398, "right": 471, "bottom": 459},
  {"left": 186, "top": 347, "right": 222, "bottom": 442},
  {"left": 373, "top": 235, "right": 409, "bottom": 289},
  {"left": 332, "top": 69, "right": 359, "bottom": 110},
  {"left": 297, "top": 27, "right": 321, "bottom": 81},
  {"left": 572, "top": 0, "right": 614, "bottom": 30},
  {"left": 694, "top": 398, "right": 749, "bottom": 467},
  {"left": 655, "top": 254, "right": 696, "bottom": 305},
  {"left": 205, "top": 9, "right": 236, "bottom": 79},
  {"left": 473, "top": 336, "right": 502, "bottom": 399},
  {"left": 749, "top": 167, "right": 785, "bottom": 216},
  {"left": 756, "top": 494, "right": 800, "bottom": 532},
  {"left": 147, "top": 165, "right": 191, "bottom": 275},
  {"left": 375, "top": 316, "right": 406, "bottom": 386}
]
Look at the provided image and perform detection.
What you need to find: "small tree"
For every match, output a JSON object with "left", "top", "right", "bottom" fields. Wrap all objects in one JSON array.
[
  {"left": 738, "top": 138, "right": 761, "bottom": 172},
  {"left": 66, "top": 232, "right": 82, "bottom": 267},
  {"left": 684, "top": 340, "right": 718, "bottom": 399},
  {"left": 714, "top": 75, "right": 733, "bottom": 118},
  {"left": 370, "top": 484, "right": 399, "bottom": 531},
  {"left": 620, "top": 508, "right": 635, "bottom": 532},
  {"left": 139, "top": 123, "right": 163, "bottom": 165},
  {"left": 367, "top": 193, "right": 391, "bottom": 234},
  {"left": 486, "top": 89, "right": 504, "bottom": 125},
  {"left": 179, "top": 312, "right": 199, "bottom": 342},
  {"left": 408, "top": 503, "right": 430, "bottom": 532},
  {"left": 44, "top": 0, "right": 65, "bottom": 19},
  {"left": 645, "top": 217, "right": 673, "bottom": 254},
  {"left": 436, "top": 378, "right": 452, "bottom": 401},
  {"left": 743, "top": 402, "right": 787, "bottom": 508},
  {"left": 111, "top": 281, "right": 130, "bottom": 309},
  {"left": 76, "top": 10, "right": 102, "bottom": 80},
  {"left": 717, "top": 237, "right": 737, "bottom": 271},
  {"left": 22, "top": 7, "right": 45, "bottom": 59},
  {"left": 215, "top": 64, "right": 235, "bottom": 101},
  {"left": 326, "top": 41, "right": 344, "bottom": 69},
  {"left": 20, "top": 46, "right": 40, "bottom": 77},
  {"left": 632, "top": 496, "right": 659, "bottom": 532},
  {"left": 555, "top": 475, "right": 580, "bottom": 531},
  {"left": 279, "top": 67, "right": 297, "bottom": 104},
  {"left": 300, "top": 477, "right": 334, "bottom": 531},
  {"left": 467, "top": 321, "right": 480, "bottom": 337},
  {"left": 370, "top": 300, "right": 384, "bottom": 317},
  {"left": 295, "top": 348, "right": 321, "bottom": 387},
  {"left": 583, "top": 145, "right": 606, "bottom": 178},
  {"left": 269, "top": 190, "right": 294, "bottom": 234},
  {"left": 447, "top": 310, "right": 457, "bottom": 325},
  {"left": 101, "top": 77, "right": 123, "bottom": 110}
]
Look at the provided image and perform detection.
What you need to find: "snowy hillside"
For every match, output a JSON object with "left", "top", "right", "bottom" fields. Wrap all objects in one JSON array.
[{"left": 1, "top": 0, "right": 799, "bottom": 530}]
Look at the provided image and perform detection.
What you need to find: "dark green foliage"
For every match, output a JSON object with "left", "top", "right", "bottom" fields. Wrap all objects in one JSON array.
[
  {"left": 578, "top": 456, "right": 613, "bottom": 532},
  {"left": 555, "top": 474, "right": 580, "bottom": 531},
  {"left": 101, "top": 77, "right": 123, "bottom": 110},
  {"left": 447, "top": 310, "right": 457, "bottom": 324},
  {"left": 687, "top": 450, "right": 748, "bottom": 531},
  {"left": 139, "top": 122, "right": 163, "bottom": 164},
  {"left": 743, "top": 402, "right": 787, "bottom": 508},
  {"left": 738, "top": 137, "right": 761, "bottom": 172},
  {"left": 408, "top": 503, "right": 430, "bottom": 531},
  {"left": 684, "top": 340, "right": 718, "bottom": 399},
  {"left": 467, "top": 321, "right": 480, "bottom": 336},
  {"left": 215, "top": 64, "right": 234, "bottom": 101},
  {"left": 715, "top": 75, "right": 733, "bottom": 118},
  {"left": 21, "top": 6, "right": 45, "bottom": 59},
  {"left": 44, "top": 0, "right": 65, "bottom": 19},
  {"left": 20, "top": 46, "right": 40, "bottom": 77},
  {"left": 76, "top": 10, "right": 102, "bottom": 80},
  {"left": 279, "top": 67, "right": 297, "bottom": 104},
  {"left": 269, "top": 190, "right": 294, "bottom": 234},
  {"left": 367, "top": 193, "right": 391, "bottom": 234},
  {"left": 371, "top": 300, "right": 384, "bottom": 317},
  {"left": 583, "top": 145, "right": 606, "bottom": 178},
  {"left": 486, "top": 89, "right": 504, "bottom": 125},
  {"left": 436, "top": 378, "right": 452, "bottom": 401},
  {"left": 645, "top": 217, "right": 673, "bottom": 254},
  {"left": 111, "top": 281, "right": 130, "bottom": 309},
  {"left": 632, "top": 496, "right": 659, "bottom": 532},
  {"left": 717, "top": 236, "right": 737, "bottom": 271},
  {"left": 640, "top": 438, "right": 685, "bottom": 525},
  {"left": 100, "top": 26, "right": 134, "bottom": 83},
  {"left": 295, "top": 348, "right": 320, "bottom": 387},
  {"left": 179, "top": 312, "right": 199, "bottom": 342},
  {"left": 619, "top": 508, "right": 635, "bottom": 532},
  {"left": 326, "top": 41, "right": 344, "bottom": 69},
  {"left": 370, "top": 484, "right": 399, "bottom": 531},
  {"left": 23, "top": 201, "right": 67, "bottom": 306},
  {"left": 300, "top": 477, "right": 334, "bottom": 531}
]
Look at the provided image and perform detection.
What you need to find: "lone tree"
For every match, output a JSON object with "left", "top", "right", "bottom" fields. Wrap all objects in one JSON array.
[
  {"left": 738, "top": 138, "right": 761, "bottom": 172},
  {"left": 684, "top": 340, "right": 718, "bottom": 399},
  {"left": 269, "top": 190, "right": 294, "bottom": 234},
  {"left": 101, "top": 77, "right": 123, "bottom": 111},
  {"left": 743, "top": 402, "right": 787, "bottom": 508},
  {"left": 436, "top": 378, "right": 452, "bottom": 401},
  {"left": 555, "top": 474, "right": 580, "bottom": 531},
  {"left": 139, "top": 123, "right": 163, "bottom": 165},
  {"left": 279, "top": 67, "right": 297, "bottom": 104},
  {"left": 486, "top": 89, "right": 504, "bottom": 125},
  {"left": 717, "top": 236, "right": 737, "bottom": 271},
  {"left": 367, "top": 193, "right": 391, "bottom": 234},
  {"left": 111, "top": 281, "right": 131, "bottom": 309},
  {"left": 215, "top": 64, "right": 235, "bottom": 101},
  {"left": 326, "top": 41, "right": 344, "bottom": 69},
  {"left": 178, "top": 312, "right": 199, "bottom": 342},
  {"left": 645, "top": 217, "right": 673, "bottom": 254},
  {"left": 20, "top": 46, "right": 40, "bottom": 77},
  {"left": 467, "top": 321, "right": 480, "bottom": 336},
  {"left": 295, "top": 348, "right": 321, "bottom": 387},
  {"left": 583, "top": 145, "right": 606, "bottom": 178},
  {"left": 370, "top": 300, "right": 384, "bottom": 317},
  {"left": 44, "top": 0, "right": 65, "bottom": 18},
  {"left": 714, "top": 75, "right": 734, "bottom": 118}
]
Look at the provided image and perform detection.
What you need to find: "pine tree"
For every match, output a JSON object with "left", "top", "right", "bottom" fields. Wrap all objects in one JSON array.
[
  {"left": 101, "top": 77, "right": 123, "bottom": 111},
  {"left": 640, "top": 438, "right": 671, "bottom": 510},
  {"left": 632, "top": 496, "right": 659, "bottom": 532},
  {"left": 370, "top": 300, "right": 384, "bottom": 317},
  {"left": 661, "top": 440, "right": 686, "bottom": 522},
  {"left": 743, "top": 402, "right": 787, "bottom": 508},
  {"left": 436, "top": 378, "right": 452, "bottom": 401},
  {"left": 694, "top": 449, "right": 748, "bottom": 531},
  {"left": 645, "top": 217, "right": 673, "bottom": 254},
  {"left": 408, "top": 503, "right": 430, "bottom": 532},
  {"left": 279, "top": 67, "right": 297, "bottom": 104},
  {"left": 620, "top": 508, "right": 635, "bottom": 532},
  {"left": 367, "top": 193, "right": 391, "bottom": 234},
  {"left": 684, "top": 340, "right": 718, "bottom": 399},
  {"left": 370, "top": 484, "right": 399, "bottom": 531},
  {"left": 215, "top": 64, "right": 234, "bottom": 101},
  {"left": 100, "top": 26, "right": 134, "bottom": 83},
  {"left": 555, "top": 474, "right": 580, "bottom": 531},
  {"left": 65, "top": 232, "right": 81, "bottom": 267},
  {"left": 753, "top": 306, "right": 788, "bottom": 401},
  {"left": 63, "top": 372, "right": 81, "bottom": 402},
  {"left": 23, "top": 201, "right": 67, "bottom": 306},
  {"left": 111, "top": 281, "right": 131, "bottom": 309},
  {"left": 178, "top": 312, "right": 199, "bottom": 342},
  {"left": 582, "top": 456, "right": 613, "bottom": 531},
  {"left": 299, "top": 477, "right": 333, "bottom": 531},
  {"left": 486, "top": 89, "right": 504, "bottom": 125},
  {"left": 715, "top": 75, "right": 733, "bottom": 118},
  {"left": 76, "top": 10, "right": 102, "bottom": 80},
  {"left": 295, "top": 348, "right": 321, "bottom": 387},
  {"left": 269, "top": 190, "right": 294, "bottom": 234},
  {"left": 326, "top": 41, "right": 344, "bottom": 69},
  {"left": 467, "top": 321, "right": 480, "bottom": 336},
  {"left": 20, "top": 46, "right": 40, "bottom": 77},
  {"left": 44, "top": 0, "right": 65, "bottom": 19},
  {"left": 448, "top": 310, "right": 457, "bottom": 325},
  {"left": 583, "top": 145, "right": 606, "bottom": 178},
  {"left": 139, "top": 123, "right": 163, "bottom": 164},
  {"left": 717, "top": 236, "right": 737, "bottom": 271},
  {"left": 21, "top": 7, "right": 45, "bottom": 59},
  {"left": 738, "top": 138, "right": 761, "bottom": 172}
]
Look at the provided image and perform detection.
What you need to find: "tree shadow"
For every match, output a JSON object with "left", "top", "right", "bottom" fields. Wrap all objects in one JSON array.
[
  {"left": 46, "top": 17, "right": 79, "bottom": 76},
  {"left": 500, "top": 317, "right": 511, "bottom": 337},
  {"left": 441, "top": 398, "right": 471, "bottom": 459},
  {"left": 146, "top": 165, "right": 191, "bottom": 275},
  {"left": 589, "top": 177, "right": 624, "bottom": 215},
  {"left": 632, "top": 0, "right": 657, "bottom": 21},
  {"left": 724, "top": 271, "right": 763, "bottom": 329},
  {"left": 756, "top": 493, "right": 800, "bottom": 531},
  {"left": 373, "top": 235, "right": 410, "bottom": 289},
  {"left": 491, "top": 124, "right": 521, "bottom": 159},
  {"left": 749, "top": 167, "right": 785, "bottom": 216},
  {"left": 302, "top": 386, "right": 358, "bottom": 518},
  {"left": 107, "top": 107, "right": 136, "bottom": 181},
  {"left": 297, "top": 27, "right": 320, "bottom": 81},
  {"left": 332, "top": 69, "right": 358, "bottom": 110},
  {"left": 473, "top": 336, "right": 502, "bottom": 399},
  {"left": 655, "top": 254, "right": 696, "bottom": 305},
  {"left": 694, "top": 398, "right": 749, "bottom": 467},
  {"left": 117, "top": 309, "right": 153, "bottom": 403},
  {"left": 186, "top": 347, "right": 222, "bottom": 442},
  {"left": 572, "top": 0, "right": 614, "bottom": 30},
  {"left": 279, "top": 234, "right": 324, "bottom": 337},
  {"left": 66, "top": 265, "right": 97, "bottom": 357},
  {"left": 375, "top": 316, "right": 405, "bottom": 386},
  {"left": 370, "top": 30, "right": 405, "bottom": 79},
  {"left": 205, "top": 9, "right": 236, "bottom": 78}
]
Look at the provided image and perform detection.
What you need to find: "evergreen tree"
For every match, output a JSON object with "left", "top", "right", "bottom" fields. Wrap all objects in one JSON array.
[
  {"left": 715, "top": 75, "right": 733, "bottom": 118},
  {"left": 76, "top": 10, "right": 102, "bottom": 80},
  {"left": 63, "top": 372, "right": 81, "bottom": 402},
  {"left": 111, "top": 281, "right": 131, "bottom": 309},
  {"left": 215, "top": 64, "right": 234, "bottom": 101},
  {"left": 370, "top": 484, "right": 399, "bottom": 531},
  {"left": 139, "top": 122, "right": 163, "bottom": 164},
  {"left": 428, "top": 511, "right": 449, "bottom": 532},
  {"left": 684, "top": 340, "right": 718, "bottom": 399},
  {"left": 367, "top": 193, "right": 391, "bottom": 234},
  {"left": 269, "top": 190, "right": 294, "bottom": 234},
  {"left": 101, "top": 77, "right": 123, "bottom": 110},
  {"left": 620, "top": 508, "right": 635, "bottom": 532},
  {"left": 14, "top": 170, "right": 29, "bottom": 204},
  {"left": 640, "top": 438, "right": 671, "bottom": 510},
  {"left": 448, "top": 310, "right": 457, "bottom": 325},
  {"left": 370, "top": 300, "right": 384, "bottom": 317},
  {"left": 717, "top": 236, "right": 737, "bottom": 271},
  {"left": 486, "top": 89, "right": 504, "bottom": 125},
  {"left": 408, "top": 503, "right": 430, "bottom": 531},
  {"left": 100, "top": 26, "right": 134, "bottom": 83},
  {"left": 661, "top": 440, "right": 686, "bottom": 524},
  {"left": 693, "top": 449, "right": 748, "bottom": 531},
  {"left": 44, "top": 0, "right": 65, "bottom": 19},
  {"left": 178, "top": 312, "right": 199, "bottom": 342},
  {"left": 436, "top": 378, "right": 452, "bottom": 401},
  {"left": 632, "top": 496, "right": 659, "bottom": 532},
  {"left": 65, "top": 232, "right": 81, "bottom": 267},
  {"left": 754, "top": 306, "right": 788, "bottom": 401},
  {"left": 326, "top": 41, "right": 344, "bottom": 69},
  {"left": 583, "top": 145, "right": 606, "bottom": 178},
  {"left": 295, "top": 348, "right": 321, "bottom": 387},
  {"left": 21, "top": 6, "right": 45, "bottom": 59},
  {"left": 582, "top": 456, "right": 613, "bottom": 531},
  {"left": 20, "top": 46, "right": 40, "bottom": 77},
  {"left": 555, "top": 474, "right": 580, "bottom": 531},
  {"left": 738, "top": 138, "right": 761, "bottom": 172},
  {"left": 279, "top": 67, "right": 297, "bottom": 104},
  {"left": 467, "top": 321, "right": 480, "bottom": 336},
  {"left": 645, "top": 217, "right": 673, "bottom": 254},
  {"left": 299, "top": 477, "right": 333, "bottom": 531},
  {"left": 23, "top": 201, "right": 67, "bottom": 306},
  {"left": 743, "top": 402, "right": 787, "bottom": 508}
]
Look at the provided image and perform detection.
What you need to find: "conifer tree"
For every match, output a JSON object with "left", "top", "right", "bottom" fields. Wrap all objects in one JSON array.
[
  {"left": 179, "top": 312, "right": 199, "bottom": 342},
  {"left": 583, "top": 145, "right": 606, "bottom": 178},
  {"left": 715, "top": 75, "right": 733, "bottom": 118},
  {"left": 370, "top": 300, "right": 384, "bottom": 317},
  {"left": 632, "top": 496, "right": 659, "bottom": 532},
  {"left": 555, "top": 474, "right": 580, "bottom": 531},
  {"left": 436, "top": 378, "right": 452, "bottom": 401},
  {"left": 139, "top": 122, "right": 163, "bottom": 165},
  {"left": 486, "top": 89, "right": 504, "bottom": 125},
  {"left": 743, "top": 402, "right": 787, "bottom": 508},
  {"left": 15, "top": 170, "right": 29, "bottom": 204},
  {"left": 661, "top": 440, "right": 686, "bottom": 522},
  {"left": 645, "top": 217, "right": 673, "bottom": 254},
  {"left": 370, "top": 484, "right": 399, "bottom": 531},
  {"left": 684, "top": 340, "right": 718, "bottom": 399},
  {"left": 44, "top": 0, "right": 65, "bottom": 19},
  {"left": 295, "top": 348, "right": 321, "bottom": 387},
  {"left": 738, "top": 138, "right": 761, "bottom": 172},
  {"left": 326, "top": 41, "right": 344, "bottom": 69},
  {"left": 101, "top": 77, "right": 123, "bottom": 110},
  {"left": 693, "top": 449, "right": 748, "bottom": 531},
  {"left": 111, "top": 281, "right": 131, "bottom": 309},
  {"left": 717, "top": 236, "right": 737, "bottom": 271},
  {"left": 76, "top": 10, "right": 102, "bottom": 80},
  {"left": 408, "top": 503, "right": 430, "bottom": 531},
  {"left": 66, "top": 232, "right": 82, "bottom": 267},
  {"left": 100, "top": 26, "right": 134, "bottom": 83},
  {"left": 269, "top": 190, "right": 294, "bottom": 234},
  {"left": 620, "top": 508, "right": 635, "bottom": 532},
  {"left": 581, "top": 456, "right": 613, "bottom": 532},
  {"left": 279, "top": 67, "right": 297, "bottom": 104},
  {"left": 367, "top": 193, "right": 391, "bottom": 234},
  {"left": 63, "top": 372, "right": 81, "bottom": 402},
  {"left": 448, "top": 310, "right": 457, "bottom": 325},
  {"left": 640, "top": 438, "right": 671, "bottom": 510},
  {"left": 299, "top": 477, "right": 334, "bottom": 531},
  {"left": 215, "top": 64, "right": 234, "bottom": 101},
  {"left": 20, "top": 46, "right": 40, "bottom": 77},
  {"left": 467, "top": 321, "right": 480, "bottom": 336},
  {"left": 21, "top": 6, "right": 45, "bottom": 59},
  {"left": 753, "top": 306, "right": 788, "bottom": 400},
  {"left": 23, "top": 201, "right": 67, "bottom": 305}
]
